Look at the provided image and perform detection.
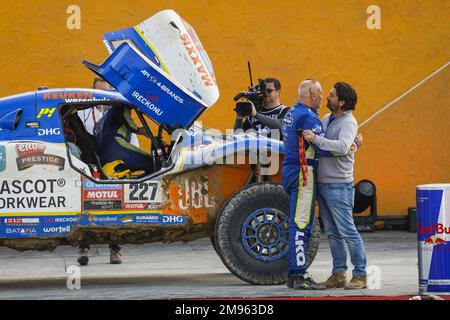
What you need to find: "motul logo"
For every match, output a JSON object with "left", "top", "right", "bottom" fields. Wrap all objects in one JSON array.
[{"left": 86, "top": 191, "right": 119, "bottom": 199}]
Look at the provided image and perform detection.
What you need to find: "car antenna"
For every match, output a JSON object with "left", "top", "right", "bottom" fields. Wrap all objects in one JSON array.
[{"left": 247, "top": 61, "right": 253, "bottom": 89}]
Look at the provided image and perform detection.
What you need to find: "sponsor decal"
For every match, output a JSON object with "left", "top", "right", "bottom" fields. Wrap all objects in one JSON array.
[
  {"left": 0, "top": 145, "right": 6, "bottom": 172},
  {"left": 124, "top": 182, "right": 162, "bottom": 210},
  {"left": 295, "top": 231, "right": 306, "bottom": 267},
  {"left": 42, "top": 225, "right": 71, "bottom": 234},
  {"left": 83, "top": 180, "right": 121, "bottom": 190},
  {"left": 134, "top": 214, "right": 186, "bottom": 225},
  {"left": 161, "top": 215, "right": 186, "bottom": 225},
  {"left": 84, "top": 190, "right": 122, "bottom": 200},
  {"left": 37, "top": 108, "right": 56, "bottom": 118},
  {"left": 178, "top": 179, "right": 214, "bottom": 210},
  {"left": 283, "top": 113, "right": 293, "bottom": 126},
  {"left": 123, "top": 202, "right": 162, "bottom": 210},
  {"left": 15, "top": 143, "right": 65, "bottom": 171},
  {"left": 179, "top": 33, "right": 214, "bottom": 87},
  {"left": 140, "top": 70, "right": 184, "bottom": 104},
  {"left": 312, "top": 124, "right": 322, "bottom": 134},
  {"left": 103, "top": 39, "right": 114, "bottom": 54},
  {"left": 90, "top": 216, "right": 118, "bottom": 223},
  {"left": 5, "top": 218, "right": 39, "bottom": 226},
  {"left": 6, "top": 227, "right": 38, "bottom": 236},
  {"left": 131, "top": 91, "right": 164, "bottom": 116},
  {"left": 120, "top": 216, "right": 134, "bottom": 223},
  {"left": 45, "top": 217, "right": 80, "bottom": 224},
  {"left": 38, "top": 128, "right": 61, "bottom": 136},
  {"left": 135, "top": 215, "right": 159, "bottom": 223},
  {"left": 84, "top": 200, "right": 122, "bottom": 210},
  {"left": 0, "top": 179, "right": 66, "bottom": 209},
  {"left": 25, "top": 121, "right": 40, "bottom": 128},
  {"left": 145, "top": 92, "right": 159, "bottom": 103},
  {"left": 418, "top": 223, "right": 450, "bottom": 235},
  {"left": 82, "top": 179, "right": 123, "bottom": 210},
  {"left": 420, "top": 223, "right": 449, "bottom": 246},
  {"left": 43, "top": 92, "right": 93, "bottom": 101}
]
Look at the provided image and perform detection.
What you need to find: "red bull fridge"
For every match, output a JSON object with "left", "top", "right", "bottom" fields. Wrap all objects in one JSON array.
[{"left": 417, "top": 184, "right": 450, "bottom": 295}]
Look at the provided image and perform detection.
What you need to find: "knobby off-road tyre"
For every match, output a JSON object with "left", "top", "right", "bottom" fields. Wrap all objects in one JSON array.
[{"left": 214, "top": 182, "right": 320, "bottom": 285}]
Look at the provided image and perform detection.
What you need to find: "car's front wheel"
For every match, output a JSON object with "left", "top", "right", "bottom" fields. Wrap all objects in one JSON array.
[{"left": 214, "top": 182, "right": 320, "bottom": 285}]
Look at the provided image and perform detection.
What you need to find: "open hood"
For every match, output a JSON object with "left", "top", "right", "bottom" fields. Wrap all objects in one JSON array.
[{"left": 84, "top": 10, "right": 219, "bottom": 129}]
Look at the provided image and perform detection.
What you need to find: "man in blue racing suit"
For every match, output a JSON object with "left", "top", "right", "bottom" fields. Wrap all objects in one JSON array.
[
  {"left": 282, "top": 78, "right": 330, "bottom": 290},
  {"left": 94, "top": 106, "right": 154, "bottom": 176}
]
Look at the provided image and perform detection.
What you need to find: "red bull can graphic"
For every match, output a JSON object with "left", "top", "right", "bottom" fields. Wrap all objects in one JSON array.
[{"left": 417, "top": 184, "right": 450, "bottom": 295}]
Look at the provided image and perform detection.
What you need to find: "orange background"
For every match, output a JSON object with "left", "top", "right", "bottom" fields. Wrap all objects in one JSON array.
[{"left": 0, "top": 0, "right": 449, "bottom": 215}]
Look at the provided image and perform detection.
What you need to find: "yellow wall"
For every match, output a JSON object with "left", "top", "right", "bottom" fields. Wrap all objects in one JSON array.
[{"left": 0, "top": 0, "right": 449, "bottom": 215}]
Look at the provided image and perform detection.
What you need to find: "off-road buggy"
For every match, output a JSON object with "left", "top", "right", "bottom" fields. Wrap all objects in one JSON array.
[{"left": 0, "top": 10, "right": 320, "bottom": 284}]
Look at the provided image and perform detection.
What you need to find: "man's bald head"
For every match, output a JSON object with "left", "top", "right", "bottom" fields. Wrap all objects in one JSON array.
[{"left": 298, "top": 79, "right": 323, "bottom": 110}]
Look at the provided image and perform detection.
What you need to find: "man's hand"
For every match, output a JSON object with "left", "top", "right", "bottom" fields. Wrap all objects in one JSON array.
[
  {"left": 356, "top": 133, "right": 363, "bottom": 147},
  {"left": 303, "top": 130, "right": 316, "bottom": 143},
  {"left": 251, "top": 102, "right": 257, "bottom": 117}
]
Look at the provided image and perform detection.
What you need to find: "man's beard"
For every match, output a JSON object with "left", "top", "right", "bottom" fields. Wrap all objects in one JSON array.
[{"left": 327, "top": 102, "right": 338, "bottom": 112}]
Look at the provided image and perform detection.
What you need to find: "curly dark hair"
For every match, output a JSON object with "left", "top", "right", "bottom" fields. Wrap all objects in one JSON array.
[{"left": 334, "top": 82, "right": 357, "bottom": 110}]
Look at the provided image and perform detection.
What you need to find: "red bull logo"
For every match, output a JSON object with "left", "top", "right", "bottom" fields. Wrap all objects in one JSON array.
[
  {"left": 424, "top": 236, "right": 446, "bottom": 246},
  {"left": 420, "top": 223, "right": 448, "bottom": 245},
  {"left": 418, "top": 223, "right": 450, "bottom": 236}
]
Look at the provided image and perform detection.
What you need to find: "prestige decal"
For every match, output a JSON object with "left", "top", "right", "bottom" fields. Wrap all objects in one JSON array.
[
  {"left": 15, "top": 143, "right": 65, "bottom": 171},
  {"left": 0, "top": 179, "right": 66, "bottom": 209},
  {"left": 180, "top": 33, "right": 214, "bottom": 87}
]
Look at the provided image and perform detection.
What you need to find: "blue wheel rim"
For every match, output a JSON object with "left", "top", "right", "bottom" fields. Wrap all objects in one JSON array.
[{"left": 241, "top": 208, "right": 289, "bottom": 262}]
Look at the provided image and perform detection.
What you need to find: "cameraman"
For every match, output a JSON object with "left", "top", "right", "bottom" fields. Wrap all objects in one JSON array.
[{"left": 234, "top": 78, "right": 289, "bottom": 139}]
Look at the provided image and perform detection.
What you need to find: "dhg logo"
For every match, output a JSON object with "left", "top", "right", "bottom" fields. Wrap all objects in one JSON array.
[{"left": 38, "top": 128, "right": 61, "bottom": 136}]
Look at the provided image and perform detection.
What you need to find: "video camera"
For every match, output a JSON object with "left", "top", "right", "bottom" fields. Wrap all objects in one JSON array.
[{"left": 233, "top": 62, "right": 267, "bottom": 117}]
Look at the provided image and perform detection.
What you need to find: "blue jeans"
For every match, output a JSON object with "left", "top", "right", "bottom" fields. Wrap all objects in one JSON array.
[{"left": 317, "top": 182, "right": 367, "bottom": 276}]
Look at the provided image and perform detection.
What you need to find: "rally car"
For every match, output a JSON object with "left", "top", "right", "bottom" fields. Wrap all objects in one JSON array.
[{"left": 0, "top": 10, "right": 320, "bottom": 285}]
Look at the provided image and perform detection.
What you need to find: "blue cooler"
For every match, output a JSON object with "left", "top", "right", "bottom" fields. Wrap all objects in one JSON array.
[
  {"left": 416, "top": 184, "right": 450, "bottom": 295},
  {"left": 84, "top": 42, "right": 208, "bottom": 129}
]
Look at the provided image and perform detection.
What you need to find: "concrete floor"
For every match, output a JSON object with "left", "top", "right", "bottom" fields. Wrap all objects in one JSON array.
[{"left": 0, "top": 230, "right": 420, "bottom": 299}]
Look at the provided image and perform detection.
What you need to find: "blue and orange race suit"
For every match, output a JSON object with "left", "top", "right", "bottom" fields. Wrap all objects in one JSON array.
[
  {"left": 281, "top": 101, "right": 330, "bottom": 276},
  {"left": 94, "top": 107, "right": 153, "bottom": 174}
]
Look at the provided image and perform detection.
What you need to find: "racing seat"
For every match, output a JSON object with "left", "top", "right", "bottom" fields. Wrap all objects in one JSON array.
[{"left": 61, "top": 106, "right": 105, "bottom": 177}]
